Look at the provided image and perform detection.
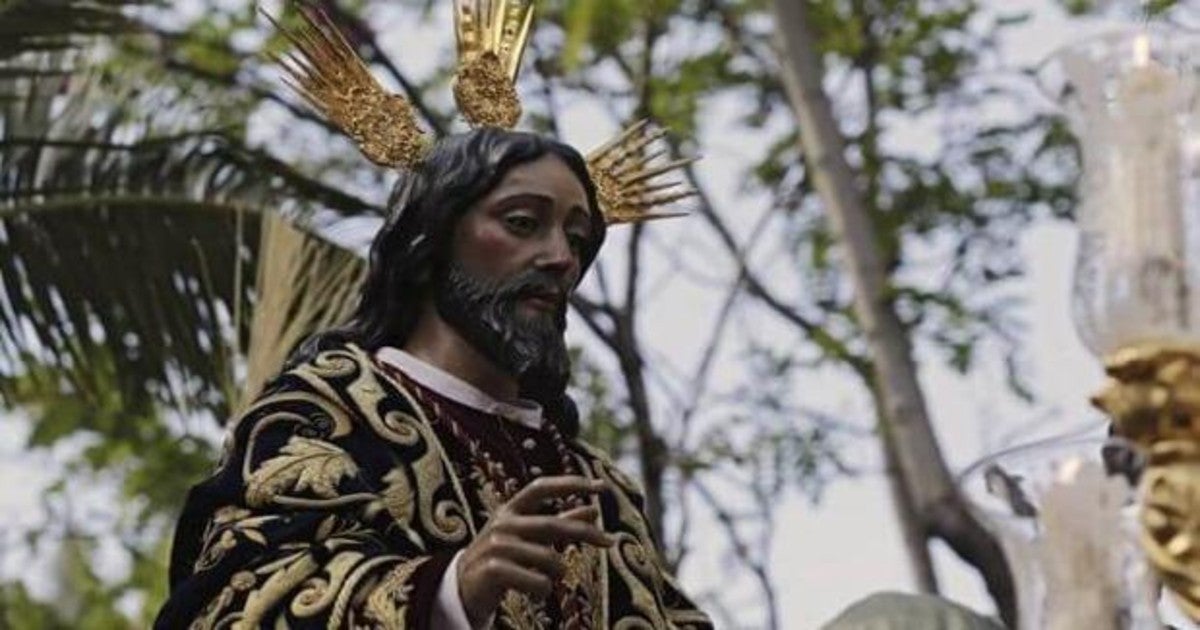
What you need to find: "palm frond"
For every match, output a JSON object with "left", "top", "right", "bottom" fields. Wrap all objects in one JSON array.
[
  {"left": 0, "top": 131, "right": 266, "bottom": 417},
  {"left": 0, "top": 4, "right": 374, "bottom": 424},
  {"left": 239, "top": 214, "right": 367, "bottom": 412},
  {"left": 0, "top": 0, "right": 147, "bottom": 61},
  {"left": 0, "top": 74, "right": 359, "bottom": 421}
]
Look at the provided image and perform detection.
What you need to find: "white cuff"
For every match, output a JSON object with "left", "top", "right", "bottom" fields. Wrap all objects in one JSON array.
[{"left": 432, "top": 551, "right": 493, "bottom": 630}]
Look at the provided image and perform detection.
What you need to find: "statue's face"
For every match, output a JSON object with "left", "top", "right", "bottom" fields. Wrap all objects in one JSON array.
[
  {"left": 451, "top": 153, "right": 592, "bottom": 307},
  {"left": 433, "top": 154, "right": 594, "bottom": 387}
]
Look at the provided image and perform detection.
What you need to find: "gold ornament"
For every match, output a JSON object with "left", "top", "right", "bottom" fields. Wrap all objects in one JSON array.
[
  {"left": 453, "top": 0, "right": 533, "bottom": 128},
  {"left": 586, "top": 119, "right": 698, "bottom": 225},
  {"left": 264, "top": 5, "right": 430, "bottom": 169},
  {"left": 265, "top": 2, "right": 699, "bottom": 226},
  {"left": 1093, "top": 343, "right": 1200, "bottom": 620},
  {"left": 1092, "top": 343, "right": 1200, "bottom": 448},
  {"left": 1140, "top": 440, "right": 1200, "bottom": 620}
]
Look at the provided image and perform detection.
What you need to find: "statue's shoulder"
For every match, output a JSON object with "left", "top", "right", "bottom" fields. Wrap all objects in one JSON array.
[
  {"left": 272, "top": 342, "right": 376, "bottom": 389},
  {"left": 278, "top": 341, "right": 428, "bottom": 413},
  {"left": 234, "top": 343, "right": 424, "bottom": 437},
  {"left": 225, "top": 342, "right": 444, "bottom": 498}
]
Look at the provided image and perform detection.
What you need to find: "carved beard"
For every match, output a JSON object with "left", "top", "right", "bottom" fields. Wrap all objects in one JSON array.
[{"left": 434, "top": 261, "right": 571, "bottom": 396}]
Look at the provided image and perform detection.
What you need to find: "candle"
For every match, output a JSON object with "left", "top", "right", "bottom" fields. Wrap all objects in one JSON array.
[
  {"left": 1087, "top": 31, "right": 1188, "bottom": 351},
  {"left": 1062, "top": 29, "right": 1200, "bottom": 356}
]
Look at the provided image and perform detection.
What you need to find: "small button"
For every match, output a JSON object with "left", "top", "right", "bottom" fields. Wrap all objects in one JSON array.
[
  {"left": 522, "top": 438, "right": 537, "bottom": 450},
  {"left": 529, "top": 466, "right": 543, "bottom": 476}
]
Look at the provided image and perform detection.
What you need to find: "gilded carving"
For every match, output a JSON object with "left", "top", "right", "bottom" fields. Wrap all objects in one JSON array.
[
  {"left": 1094, "top": 344, "right": 1200, "bottom": 621},
  {"left": 1139, "top": 440, "right": 1200, "bottom": 619}
]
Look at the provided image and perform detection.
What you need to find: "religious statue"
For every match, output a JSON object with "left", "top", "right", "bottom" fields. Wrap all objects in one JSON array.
[{"left": 153, "top": 2, "right": 710, "bottom": 628}]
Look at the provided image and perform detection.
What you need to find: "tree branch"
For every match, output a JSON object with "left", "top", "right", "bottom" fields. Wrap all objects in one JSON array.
[
  {"left": 770, "top": 0, "right": 1013, "bottom": 622},
  {"left": 694, "top": 480, "right": 780, "bottom": 630},
  {"left": 677, "top": 155, "right": 873, "bottom": 379}
]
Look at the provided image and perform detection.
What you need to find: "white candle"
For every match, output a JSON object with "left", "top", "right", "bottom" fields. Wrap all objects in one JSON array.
[{"left": 1105, "top": 33, "right": 1187, "bottom": 347}]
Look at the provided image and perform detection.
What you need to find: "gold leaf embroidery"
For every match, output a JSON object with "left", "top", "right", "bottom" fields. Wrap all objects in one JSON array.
[
  {"left": 470, "top": 466, "right": 505, "bottom": 514},
  {"left": 594, "top": 455, "right": 670, "bottom": 628},
  {"left": 189, "top": 579, "right": 239, "bottom": 630},
  {"left": 230, "top": 571, "right": 256, "bottom": 591},
  {"left": 236, "top": 552, "right": 320, "bottom": 629},
  {"left": 364, "top": 557, "right": 429, "bottom": 628},
  {"left": 194, "top": 511, "right": 279, "bottom": 573},
  {"left": 380, "top": 468, "right": 414, "bottom": 526},
  {"left": 246, "top": 436, "right": 358, "bottom": 508},
  {"left": 214, "top": 506, "right": 252, "bottom": 524},
  {"left": 500, "top": 590, "right": 550, "bottom": 630}
]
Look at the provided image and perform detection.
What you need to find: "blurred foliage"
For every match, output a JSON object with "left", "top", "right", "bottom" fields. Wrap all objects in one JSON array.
[{"left": 1056, "top": 0, "right": 1180, "bottom": 16}]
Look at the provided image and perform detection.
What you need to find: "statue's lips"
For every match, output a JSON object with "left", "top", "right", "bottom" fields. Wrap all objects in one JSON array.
[{"left": 519, "top": 290, "right": 563, "bottom": 312}]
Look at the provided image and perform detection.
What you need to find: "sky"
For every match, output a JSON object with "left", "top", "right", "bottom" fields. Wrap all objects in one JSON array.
[{"left": 4, "top": 0, "right": 1200, "bottom": 628}]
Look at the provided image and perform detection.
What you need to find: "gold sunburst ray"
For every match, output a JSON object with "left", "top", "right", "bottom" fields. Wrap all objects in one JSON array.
[
  {"left": 263, "top": 5, "right": 429, "bottom": 168},
  {"left": 587, "top": 120, "right": 699, "bottom": 224},
  {"left": 453, "top": 0, "right": 534, "bottom": 128},
  {"left": 455, "top": 0, "right": 535, "bottom": 79}
]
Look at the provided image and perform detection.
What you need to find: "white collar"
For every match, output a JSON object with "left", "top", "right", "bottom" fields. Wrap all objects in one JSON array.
[{"left": 375, "top": 346, "right": 545, "bottom": 430}]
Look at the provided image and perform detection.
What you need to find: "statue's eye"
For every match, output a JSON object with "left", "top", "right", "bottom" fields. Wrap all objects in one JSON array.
[
  {"left": 567, "top": 231, "right": 589, "bottom": 252},
  {"left": 504, "top": 212, "right": 539, "bottom": 235}
]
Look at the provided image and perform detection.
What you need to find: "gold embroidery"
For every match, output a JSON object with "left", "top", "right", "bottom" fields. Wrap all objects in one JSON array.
[
  {"left": 194, "top": 509, "right": 280, "bottom": 573},
  {"left": 363, "top": 557, "right": 429, "bottom": 628},
  {"left": 230, "top": 571, "right": 256, "bottom": 591},
  {"left": 214, "top": 506, "right": 252, "bottom": 524},
  {"left": 500, "top": 590, "right": 551, "bottom": 630},
  {"left": 606, "top": 532, "right": 665, "bottom": 626},
  {"left": 378, "top": 409, "right": 423, "bottom": 445},
  {"left": 246, "top": 436, "right": 359, "bottom": 508},
  {"left": 470, "top": 464, "right": 506, "bottom": 514},
  {"left": 378, "top": 467, "right": 415, "bottom": 526},
  {"left": 405, "top": 427, "right": 469, "bottom": 544},
  {"left": 338, "top": 345, "right": 477, "bottom": 543},
  {"left": 363, "top": 468, "right": 433, "bottom": 551},
  {"left": 308, "top": 348, "right": 360, "bottom": 379},
  {"left": 613, "top": 618, "right": 657, "bottom": 630},
  {"left": 201, "top": 344, "right": 715, "bottom": 628},
  {"left": 289, "top": 550, "right": 364, "bottom": 618},
  {"left": 588, "top": 453, "right": 675, "bottom": 628},
  {"left": 561, "top": 543, "right": 604, "bottom": 628},
  {"left": 236, "top": 551, "right": 320, "bottom": 629},
  {"left": 575, "top": 455, "right": 612, "bottom": 630},
  {"left": 189, "top": 574, "right": 246, "bottom": 630},
  {"left": 333, "top": 555, "right": 397, "bottom": 626},
  {"left": 365, "top": 345, "right": 480, "bottom": 539}
]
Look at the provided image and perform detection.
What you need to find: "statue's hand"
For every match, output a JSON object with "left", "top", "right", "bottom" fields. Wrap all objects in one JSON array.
[{"left": 457, "top": 476, "right": 613, "bottom": 627}]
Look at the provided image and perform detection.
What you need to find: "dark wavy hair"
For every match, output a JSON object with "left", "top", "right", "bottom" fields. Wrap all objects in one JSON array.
[{"left": 292, "top": 128, "right": 607, "bottom": 437}]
